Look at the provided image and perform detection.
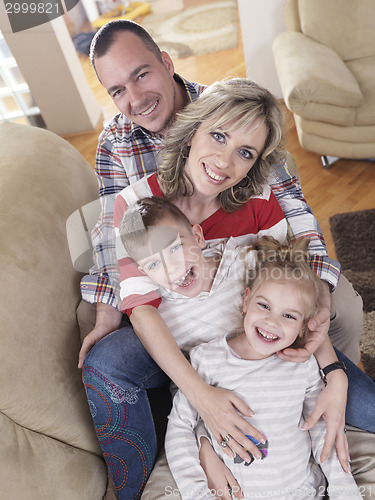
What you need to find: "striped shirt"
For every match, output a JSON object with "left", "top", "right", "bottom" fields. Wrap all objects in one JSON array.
[
  {"left": 113, "top": 175, "right": 287, "bottom": 315},
  {"left": 157, "top": 239, "right": 256, "bottom": 355},
  {"left": 165, "top": 336, "right": 361, "bottom": 500},
  {"left": 80, "top": 76, "right": 341, "bottom": 308}
]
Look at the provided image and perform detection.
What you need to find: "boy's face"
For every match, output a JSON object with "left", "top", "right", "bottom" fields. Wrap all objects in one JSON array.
[
  {"left": 137, "top": 217, "right": 208, "bottom": 297},
  {"left": 241, "top": 280, "right": 306, "bottom": 359}
]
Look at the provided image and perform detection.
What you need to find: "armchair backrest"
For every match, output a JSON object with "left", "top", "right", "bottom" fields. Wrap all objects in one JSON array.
[{"left": 286, "top": 0, "right": 375, "bottom": 62}]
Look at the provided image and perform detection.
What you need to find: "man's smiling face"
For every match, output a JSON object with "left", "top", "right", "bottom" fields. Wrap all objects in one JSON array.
[{"left": 95, "top": 32, "right": 178, "bottom": 135}]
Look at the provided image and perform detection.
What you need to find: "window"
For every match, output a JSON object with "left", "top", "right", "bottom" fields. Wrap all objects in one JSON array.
[{"left": 0, "top": 30, "right": 45, "bottom": 127}]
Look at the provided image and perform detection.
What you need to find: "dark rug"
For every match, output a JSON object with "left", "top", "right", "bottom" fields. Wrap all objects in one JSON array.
[{"left": 329, "top": 208, "right": 375, "bottom": 378}]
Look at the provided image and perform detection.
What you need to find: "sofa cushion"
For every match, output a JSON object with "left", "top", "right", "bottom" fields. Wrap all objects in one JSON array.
[
  {"left": 347, "top": 56, "right": 375, "bottom": 126},
  {"left": 294, "top": 115, "right": 375, "bottom": 158},
  {"left": 0, "top": 122, "right": 107, "bottom": 498},
  {"left": 273, "top": 32, "right": 363, "bottom": 125},
  {"left": 299, "top": 0, "right": 375, "bottom": 62}
]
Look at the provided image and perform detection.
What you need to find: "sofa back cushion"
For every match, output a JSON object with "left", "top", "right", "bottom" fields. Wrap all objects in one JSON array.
[
  {"left": 0, "top": 122, "right": 100, "bottom": 454},
  {"left": 299, "top": 0, "right": 375, "bottom": 61}
]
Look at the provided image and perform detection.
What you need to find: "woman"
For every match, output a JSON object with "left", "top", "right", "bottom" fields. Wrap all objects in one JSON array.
[{"left": 83, "top": 79, "right": 361, "bottom": 499}]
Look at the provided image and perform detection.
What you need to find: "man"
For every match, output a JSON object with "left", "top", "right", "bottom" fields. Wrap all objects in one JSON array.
[
  {"left": 79, "top": 21, "right": 205, "bottom": 364},
  {"left": 78, "top": 20, "right": 362, "bottom": 499}
]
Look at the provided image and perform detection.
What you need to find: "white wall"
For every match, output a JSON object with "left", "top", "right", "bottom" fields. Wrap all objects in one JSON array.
[
  {"left": 237, "top": 0, "right": 286, "bottom": 97},
  {"left": 0, "top": 3, "right": 102, "bottom": 135}
]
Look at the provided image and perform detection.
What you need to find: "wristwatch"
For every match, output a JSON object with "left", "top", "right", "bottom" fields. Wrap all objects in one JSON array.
[{"left": 320, "top": 361, "right": 347, "bottom": 382}]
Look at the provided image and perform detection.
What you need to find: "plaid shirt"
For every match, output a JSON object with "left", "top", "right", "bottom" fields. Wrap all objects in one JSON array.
[{"left": 80, "top": 77, "right": 341, "bottom": 309}]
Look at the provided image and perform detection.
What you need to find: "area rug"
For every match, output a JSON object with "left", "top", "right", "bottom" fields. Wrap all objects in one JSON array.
[
  {"left": 329, "top": 208, "right": 375, "bottom": 378},
  {"left": 141, "top": 0, "right": 238, "bottom": 59}
]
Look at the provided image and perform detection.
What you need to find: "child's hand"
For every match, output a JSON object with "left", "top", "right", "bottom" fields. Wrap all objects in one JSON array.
[
  {"left": 192, "top": 384, "right": 265, "bottom": 464},
  {"left": 301, "top": 369, "right": 350, "bottom": 473},
  {"left": 199, "top": 437, "right": 243, "bottom": 499}
]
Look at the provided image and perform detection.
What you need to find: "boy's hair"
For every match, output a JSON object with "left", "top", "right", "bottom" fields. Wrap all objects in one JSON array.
[
  {"left": 158, "top": 78, "right": 285, "bottom": 213},
  {"left": 246, "top": 237, "right": 323, "bottom": 348},
  {"left": 119, "top": 196, "right": 192, "bottom": 261},
  {"left": 89, "top": 20, "right": 162, "bottom": 76}
]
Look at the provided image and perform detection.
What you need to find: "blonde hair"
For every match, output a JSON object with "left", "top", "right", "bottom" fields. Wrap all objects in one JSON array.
[
  {"left": 158, "top": 78, "right": 285, "bottom": 212},
  {"left": 245, "top": 237, "right": 323, "bottom": 348}
]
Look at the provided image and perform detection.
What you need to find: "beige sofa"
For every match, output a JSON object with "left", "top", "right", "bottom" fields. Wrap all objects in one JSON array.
[
  {"left": 0, "top": 122, "right": 107, "bottom": 499},
  {"left": 1, "top": 122, "right": 374, "bottom": 499},
  {"left": 273, "top": 0, "right": 375, "bottom": 160}
]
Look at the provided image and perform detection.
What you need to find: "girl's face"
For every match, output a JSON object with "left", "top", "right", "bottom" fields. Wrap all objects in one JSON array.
[
  {"left": 184, "top": 118, "right": 268, "bottom": 200},
  {"left": 241, "top": 280, "right": 306, "bottom": 360},
  {"left": 136, "top": 217, "right": 210, "bottom": 297}
]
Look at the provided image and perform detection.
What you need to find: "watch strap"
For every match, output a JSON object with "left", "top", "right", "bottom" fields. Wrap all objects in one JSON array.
[{"left": 320, "top": 361, "right": 346, "bottom": 381}]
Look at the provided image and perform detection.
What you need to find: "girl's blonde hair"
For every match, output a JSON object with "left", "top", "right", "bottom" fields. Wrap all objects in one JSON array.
[
  {"left": 245, "top": 237, "right": 323, "bottom": 348},
  {"left": 158, "top": 78, "right": 285, "bottom": 212}
]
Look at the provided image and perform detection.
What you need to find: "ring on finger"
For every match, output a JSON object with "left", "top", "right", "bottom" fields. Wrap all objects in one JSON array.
[
  {"left": 223, "top": 434, "right": 232, "bottom": 443},
  {"left": 220, "top": 440, "right": 228, "bottom": 448}
]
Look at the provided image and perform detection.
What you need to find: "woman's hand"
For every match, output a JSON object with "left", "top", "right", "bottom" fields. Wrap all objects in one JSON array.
[
  {"left": 301, "top": 370, "right": 350, "bottom": 472},
  {"left": 192, "top": 384, "right": 265, "bottom": 463},
  {"left": 199, "top": 437, "right": 243, "bottom": 499}
]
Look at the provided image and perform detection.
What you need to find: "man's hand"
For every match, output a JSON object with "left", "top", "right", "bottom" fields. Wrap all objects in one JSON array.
[
  {"left": 199, "top": 437, "right": 243, "bottom": 499},
  {"left": 301, "top": 370, "right": 350, "bottom": 472},
  {"left": 278, "top": 281, "right": 331, "bottom": 363},
  {"left": 78, "top": 303, "right": 122, "bottom": 368}
]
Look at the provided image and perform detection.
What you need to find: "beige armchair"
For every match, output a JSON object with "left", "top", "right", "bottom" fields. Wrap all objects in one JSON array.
[{"left": 272, "top": 0, "right": 375, "bottom": 164}]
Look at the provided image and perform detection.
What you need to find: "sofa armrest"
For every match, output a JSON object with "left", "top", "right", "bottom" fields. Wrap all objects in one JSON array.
[{"left": 273, "top": 32, "right": 363, "bottom": 114}]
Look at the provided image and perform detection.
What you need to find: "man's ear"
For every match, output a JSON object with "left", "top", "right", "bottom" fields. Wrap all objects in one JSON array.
[
  {"left": 243, "top": 287, "right": 251, "bottom": 314},
  {"left": 161, "top": 51, "right": 174, "bottom": 75},
  {"left": 191, "top": 224, "right": 205, "bottom": 248}
]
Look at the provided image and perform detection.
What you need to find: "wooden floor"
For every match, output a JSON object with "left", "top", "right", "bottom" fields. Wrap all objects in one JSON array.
[{"left": 62, "top": 7, "right": 375, "bottom": 261}]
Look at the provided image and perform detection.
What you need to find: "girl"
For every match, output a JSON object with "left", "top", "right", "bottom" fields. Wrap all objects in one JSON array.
[{"left": 165, "top": 237, "right": 362, "bottom": 499}]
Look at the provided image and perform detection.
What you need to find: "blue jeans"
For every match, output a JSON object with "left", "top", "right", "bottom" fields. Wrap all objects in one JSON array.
[
  {"left": 82, "top": 324, "right": 169, "bottom": 500},
  {"left": 83, "top": 327, "right": 375, "bottom": 499},
  {"left": 335, "top": 348, "right": 375, "bottom": 432}
]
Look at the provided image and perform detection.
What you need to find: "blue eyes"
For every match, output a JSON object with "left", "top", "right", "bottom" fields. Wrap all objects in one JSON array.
[
  {"left": 211, "top": 131, "right": 225, "bottom": 142},
  {"left": 112, "top": 72, "right": 149, "bottom": 98},
  {"left": 284, "top": 313, "right": 297, "bottom": 321},
  {"left": 257, "top": 302, "right": 296, "bottom": 320},
  {"left": 210, "top": 131, "right": 254, "bottom": 160},
  {"left": 239, "top": 149, "right": 253, "bottom": 160},
  {"left": 171, "top": 243, "right": 182, "bottom": 253},
  {"left": 147, "top": 260, "right": 160, "bottom": 271},
  {"left": 146, "top": 243, "right": 182, "bottom": 271},
  {"left": 258, "top": 302, "right": 269, "bottom": 310}
]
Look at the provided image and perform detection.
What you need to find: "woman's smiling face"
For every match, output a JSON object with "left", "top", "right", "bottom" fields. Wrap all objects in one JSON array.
[{"left": 184, "top": 118, "right": 268, "bottom": 199}]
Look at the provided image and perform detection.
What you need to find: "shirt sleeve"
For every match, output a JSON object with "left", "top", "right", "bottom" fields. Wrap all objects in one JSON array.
[
  {"left": 303, "top": 358, "right": 362, "bottom": 499},
  {"left": 80, "top": 124, "right": 131, "bottom": 309},
  {"left": 114, "top": 187, "right": 161, "bottom": 316},
  {"left": 269, "top": 157, "right": 341, "bottom": 290}
]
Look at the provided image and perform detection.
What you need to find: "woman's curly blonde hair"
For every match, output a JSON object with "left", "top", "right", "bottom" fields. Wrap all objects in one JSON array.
[{"left": 158, "top": 78, "right": 285, "bottom": 212}]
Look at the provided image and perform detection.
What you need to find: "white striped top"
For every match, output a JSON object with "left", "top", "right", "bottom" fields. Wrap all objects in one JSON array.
[
  {"left": 165, "top": 335, "right": 361, "bottom": 500},
  {"left": 157, "top": 238, "right": 256, "bottom": 355}
]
